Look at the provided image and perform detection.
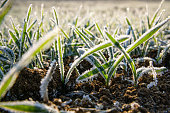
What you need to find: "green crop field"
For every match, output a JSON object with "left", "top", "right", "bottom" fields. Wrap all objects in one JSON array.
[{"left": 0, "top": 0, "right": 170, "bottom": 112}]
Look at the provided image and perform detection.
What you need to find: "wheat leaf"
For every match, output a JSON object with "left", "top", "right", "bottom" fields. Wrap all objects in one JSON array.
[
  {"left": 57, "top": 35, "right": 65, "bottom": 83},
  {"left": 105, "top": 31, "right": 137, "bottom": 85},
  {"left": 0, "top": 101, "right": 59, "bottom": 113}
]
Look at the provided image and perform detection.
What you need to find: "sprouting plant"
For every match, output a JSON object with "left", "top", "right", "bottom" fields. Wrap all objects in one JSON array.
[
  {"left": 66, "top": 17, "right": 170, "bottom": 86},
  {"left": 0, "top": 26, "right": 60, "bottom": 112},
  {"left": 40, "top": 60, "right": 57, "bottom": 102},
  {"left": 0, "top": 1, "right": 169, "bottom": 112},
  {"left": 105, "top": 31, "right": 137, "bottom": 86},
  {"left": 0, "top": 26, "right": 59, "bottom": 99}
]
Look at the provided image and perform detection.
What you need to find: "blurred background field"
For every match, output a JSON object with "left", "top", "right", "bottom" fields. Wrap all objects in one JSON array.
[{"left": 5, "top": 0, "right": 170, "bottom": 22}]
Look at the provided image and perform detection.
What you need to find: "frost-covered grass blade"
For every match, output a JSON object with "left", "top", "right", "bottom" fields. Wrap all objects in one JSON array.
[{"left": 0, "top": 101, "right": 59, "bottom": 113}]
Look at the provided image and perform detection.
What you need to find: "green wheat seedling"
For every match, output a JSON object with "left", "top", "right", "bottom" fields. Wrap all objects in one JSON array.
[
  {"left": 66, "top": 17, "right": 170, "bottom": 86},
  {"left": 0, "top": 100, "right": 59, "bottom": 113},
  {"left": 9, "top": 5, "right": 46, "bottom": 68},
  {"left": 65, "top": 34, "right": 130, "bottom": 84},
  {"left": 0, "top": 26, "right": 59, "bottom": 99},
  {"left": 105, "top": 31, "right": 137, "bottom": 86}
]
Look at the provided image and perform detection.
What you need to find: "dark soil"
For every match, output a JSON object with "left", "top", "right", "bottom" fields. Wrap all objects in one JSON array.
[{"left": 1, "top": 52, "right": 170, "bottom": 113}]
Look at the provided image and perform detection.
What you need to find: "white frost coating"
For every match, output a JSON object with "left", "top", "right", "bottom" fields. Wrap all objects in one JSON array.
[
  {"left": 119, "top": 62, "right": 127, "bottom": 71},
  {"left": 95, "top": 103, "right": 103, "bottom": 110},
  {"left": 147, "top": 82, "right": 157, "bottom": 89},
  {"left": 77, "top": 48, "right": 86, "bottom": 55},
  {"left": 149, "top": 61, "right": 158, "bottom": 86},
  {"left": 135, "top": 57, "right": 157, "bottom": 64},
  {"left": 136, "top": 66, "right": 167, "bottom": 84},
  {"left": 40, "top": 60, "right": 57, "bottom": 102},
  {"left": 61, "top": 99, "right": 72, "bottom": 106},
  {"left": 83, "top": 95, "right": 91, "bottom": 101},
  {"left": 114, "top": 101, "right": 120, "bottom": 108}
]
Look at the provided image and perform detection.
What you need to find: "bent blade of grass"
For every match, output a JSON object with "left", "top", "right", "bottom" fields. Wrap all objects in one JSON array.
[
  {"left": 105, "top": 31, "right": 137, "bottom": 85},
  {"left": 57, "top": 35, "right": 65, "bottom": 83},
  {"left": 77, "top": 60, "right": 114, "bottom": 82},
  {"left": 0, "top": 27, "right": 59, "bottom": 99},
  {"left": 65, "top": 41, "right": 111, "bottom": 84},
  {"left": 107, "top": 17, "right": 170, "bottom": 85},
  {"left": 87, "top": 55, "right": 108, "bottom": 80},
  {"left": 0, "top": 101, "right": 59, "bottom": 113},
  {"left": 65, "top": 36, "right": 129, "bottom": 84}
]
